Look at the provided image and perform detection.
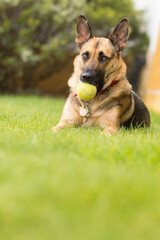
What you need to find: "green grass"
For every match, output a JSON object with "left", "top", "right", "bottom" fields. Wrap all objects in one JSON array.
[{"left": 0, "top": 95, "right": 160, "bottom": 240}]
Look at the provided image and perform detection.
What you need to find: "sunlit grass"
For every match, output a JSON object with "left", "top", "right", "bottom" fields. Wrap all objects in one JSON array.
[{"left": 0, "top": 95, "right": 160, "bottom": 240}]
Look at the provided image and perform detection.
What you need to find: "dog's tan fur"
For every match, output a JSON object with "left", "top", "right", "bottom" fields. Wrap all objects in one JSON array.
[{"left": 52, "top": 16, "right": 150, "bottom": 135}]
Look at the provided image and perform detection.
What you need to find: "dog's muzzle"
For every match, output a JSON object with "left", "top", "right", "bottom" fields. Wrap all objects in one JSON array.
[
  {"left": 80, "top": 69, "right": 97, "bottom": 85},
  {"left": 80, "top": 69, "right": 104, "bottom": 92}
]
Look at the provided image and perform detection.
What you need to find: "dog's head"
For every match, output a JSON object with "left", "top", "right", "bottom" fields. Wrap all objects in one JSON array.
[{"left": 75, "top": 15, "right": 129, "bottom": 92}]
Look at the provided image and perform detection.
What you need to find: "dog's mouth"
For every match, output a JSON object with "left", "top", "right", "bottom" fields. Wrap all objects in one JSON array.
[
  {"left": 80, "top": 79, "right": 104, "bottom": 93},
  {"left": 96, "top": 81, "right": 104, "bottom": 93},
  {"left": 80, "top": 71, "right": 104, "bottom": 93}
]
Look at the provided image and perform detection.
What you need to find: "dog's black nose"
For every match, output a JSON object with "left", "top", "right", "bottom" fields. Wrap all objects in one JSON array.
[{"left": 82, "top": 72, "right": 92, "bottom": 81}]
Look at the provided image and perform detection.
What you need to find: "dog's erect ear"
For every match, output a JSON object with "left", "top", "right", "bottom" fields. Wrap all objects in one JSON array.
[
  {"left": 109, "top": 18, "right": 129, "bottom": 51},
  {"left": 76, "top": 15, "right": 94, "bottom": 49}
]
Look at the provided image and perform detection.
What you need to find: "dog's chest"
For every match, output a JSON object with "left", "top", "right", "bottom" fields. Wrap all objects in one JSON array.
[
  {"left": 79, "top": 102, "right": 104, "bottom": 127},
  {"left": 78, "top": 103, "right": 98, "bottom": 117},
  {"left": 81, "top": 116, "right": 95, "bottom": 127}
]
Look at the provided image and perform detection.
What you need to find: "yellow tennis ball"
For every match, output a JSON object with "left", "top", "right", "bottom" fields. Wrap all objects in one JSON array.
[{"left": 77, "top": 82, "right": 97, "bottom": 101}]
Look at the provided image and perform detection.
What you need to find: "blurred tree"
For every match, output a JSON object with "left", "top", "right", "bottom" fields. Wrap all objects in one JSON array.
[{"left": 0, "top": 0, "right": 149, "bottom": 92}]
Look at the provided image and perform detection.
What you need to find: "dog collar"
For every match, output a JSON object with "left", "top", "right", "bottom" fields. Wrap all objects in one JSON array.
[
  {"left": 73, "top": 80, "right": 119, "bottom": 97},
  {"left": 98, "top": 80, "right": 119, "bottom": 94}
]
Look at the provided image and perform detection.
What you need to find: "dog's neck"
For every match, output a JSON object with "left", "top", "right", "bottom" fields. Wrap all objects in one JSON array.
[{"left": 102, "top": 58, "right": 127, "bottom": 90}]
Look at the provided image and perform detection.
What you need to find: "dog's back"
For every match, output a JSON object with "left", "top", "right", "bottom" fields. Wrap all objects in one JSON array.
[{"left": 123, "top": 91, "right": 150, "bottom": 128}]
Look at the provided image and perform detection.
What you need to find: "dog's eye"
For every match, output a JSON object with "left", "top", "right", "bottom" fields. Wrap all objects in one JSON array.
[
  {"left": 82, "top": 52, "right": 89, "bottom": 61},
  {"left": 99, "top": 56, "right": 109, "bottom": 62}
]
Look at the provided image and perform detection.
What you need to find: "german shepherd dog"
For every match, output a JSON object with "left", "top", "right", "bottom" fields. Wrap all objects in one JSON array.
[{"left": 52, "top": 15, "right": 150, "bottom": 135}]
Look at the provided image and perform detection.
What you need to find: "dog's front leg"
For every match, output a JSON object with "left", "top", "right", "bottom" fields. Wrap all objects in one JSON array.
[
  {"left": 97, "top": 106, "right": 121, "bottom": 136},
  {"left": 52, "top": 98, "right": 82, "bottom": 132},
  {"left": 52, "top": 120, "right": 74, "bottom": 132}
]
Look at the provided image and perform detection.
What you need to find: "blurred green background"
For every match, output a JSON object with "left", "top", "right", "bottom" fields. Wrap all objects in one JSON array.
[{"left": 0, "top": 0, "right": 149, "bottom": 95}]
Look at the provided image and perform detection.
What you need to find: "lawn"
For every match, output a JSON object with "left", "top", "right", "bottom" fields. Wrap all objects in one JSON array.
[{"left": 0, "top": 95, "right": 160, "bottom": 240}]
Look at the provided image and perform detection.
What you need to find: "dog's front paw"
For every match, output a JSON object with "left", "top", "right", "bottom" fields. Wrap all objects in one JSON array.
[
  {"left": 101, "top": 126, "right": 118, "bottom": 136},
  {"left": 52, "top": 123, "right": 64, "bottom": 132},
  {"left": 52, "top": 125, "right": 60, "bottom": 132}
]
